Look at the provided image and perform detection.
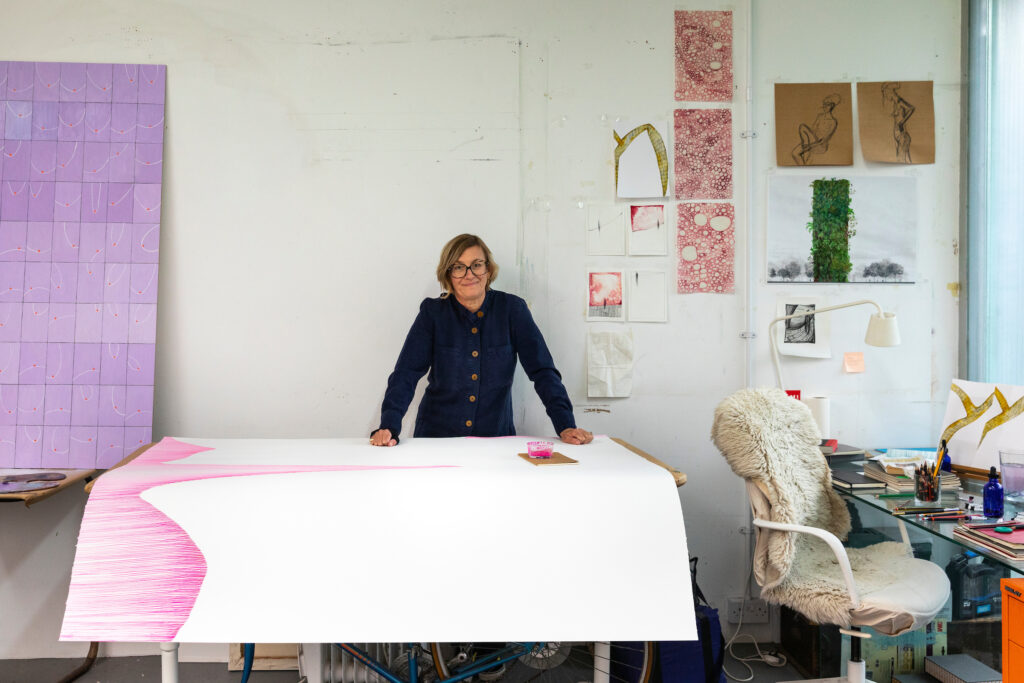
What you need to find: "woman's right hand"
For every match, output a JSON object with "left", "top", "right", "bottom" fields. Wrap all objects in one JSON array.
[{"left": 370, "top": 429, "right": 397, "bottom": 447}]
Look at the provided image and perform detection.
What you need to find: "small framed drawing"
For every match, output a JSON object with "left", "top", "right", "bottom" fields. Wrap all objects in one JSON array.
[
  {"left": 627, "top": 204, "right": 669, "bottom": 256},
  {"left": 586, "top": 204, "right": 626, "bottom": 256},
  {"left": 775, "top": 296, "right": 831, "bottom": 358},
  {"left": 587, "top": 269, "right": 625, "bottom": 322},
  {"left": 627, "top": 270, "right": 668, "bottom": 322}
]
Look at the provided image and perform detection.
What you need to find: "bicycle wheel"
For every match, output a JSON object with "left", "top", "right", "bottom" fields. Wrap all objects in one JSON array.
[{"left": 430, "top": 641, "right": 656, "bottom": 683}]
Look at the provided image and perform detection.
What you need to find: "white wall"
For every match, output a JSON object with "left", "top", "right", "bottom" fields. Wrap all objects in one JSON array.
[{"left": 0, "top": 0, "right": 961, "bottom": 661}]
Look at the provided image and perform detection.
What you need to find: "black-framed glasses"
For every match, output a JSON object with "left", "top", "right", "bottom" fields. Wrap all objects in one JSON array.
[{"left": 449, "top": 260, "right": 488, "bottom": 278}]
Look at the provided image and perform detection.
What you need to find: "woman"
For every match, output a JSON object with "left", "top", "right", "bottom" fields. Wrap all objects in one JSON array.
[{"left": 370, "top": 234, "right": 592, "bottom": 447}]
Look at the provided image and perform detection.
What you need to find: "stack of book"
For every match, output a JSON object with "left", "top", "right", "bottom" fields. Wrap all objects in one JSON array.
[
  {"left": 924, "top": 653, "right": 1001, "bottom": 683},
  {"left": 862, "top": 459, "right": 961, "bottom": 493},
  {"left": 831, "top": 468, "right": 886, "bottom": 492},
  {"left": 953, "top": 520, "right": 1024, "bottom": 561}
]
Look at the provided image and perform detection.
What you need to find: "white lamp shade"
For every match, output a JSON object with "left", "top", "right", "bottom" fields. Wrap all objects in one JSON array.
[{"left": 865, "top": 311, "right": 900, "bottom": 347}]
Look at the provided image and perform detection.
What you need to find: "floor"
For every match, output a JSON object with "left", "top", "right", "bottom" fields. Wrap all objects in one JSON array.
[{"left": 1, "top": 644, "right": 805, "bottom": 682}]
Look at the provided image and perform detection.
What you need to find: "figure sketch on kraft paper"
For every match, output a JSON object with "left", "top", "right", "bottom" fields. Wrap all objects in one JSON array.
[
  {"left": 587, "top": 271, "right": 624, "bottom": 321},
  {"left": 791, "top": 94, "right": 842, "bottom": 166},
  {"left": 766, "top": 175, "right": 916, "bottom": 284},
  {"left": 857, "top": 81, "right": 935, "bottom": 164},
  {"left": 775, "top": 83, "right": 853, "bottom": 167}
]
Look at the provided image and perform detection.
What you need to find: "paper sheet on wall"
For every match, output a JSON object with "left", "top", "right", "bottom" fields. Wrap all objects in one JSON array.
[
  {"left": 776, "top": 297, "right": 831, "bottom": 358},
  {"left": 627, "top": 271, "right": 667, "bottom": 322},
  {"left": 587, "top": 330, "right": 634, "bottom": 397},
  {"left": 774, "top": 82, "right": 853, "bottom": 167},
  {"left": 940, "top": 379, "right": 1024, "bottom": 471},
  {"left": 857, "top": 81, "right": 935, "bottom": 164},
  {"left": 613, "top": 119, "right": 670, "bottom": 198},
  {"left": 585, "top": 204, "right": 626, "bottom": 255}
]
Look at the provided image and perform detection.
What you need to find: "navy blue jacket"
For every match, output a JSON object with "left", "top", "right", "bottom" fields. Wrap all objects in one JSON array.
[{"left": 378, "top": 290, "right": 576, "bottom": 439}]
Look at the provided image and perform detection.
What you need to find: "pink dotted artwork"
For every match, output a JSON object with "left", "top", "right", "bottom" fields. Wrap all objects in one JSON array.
[
  {"left": 674, "top": 10, "right": 733, "bottom": 102},
  {"left": 674, "top": 109, "right": 732, "bottom": 200},
  {"left": 0, "top": 61, "right": 165, "bottom": 469},
  {"left": 676, "top": 203, "right": 735, "bottom": 294}
]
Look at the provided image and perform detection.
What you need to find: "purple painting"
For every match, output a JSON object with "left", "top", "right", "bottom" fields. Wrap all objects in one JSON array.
[{"left": 1, "top": 61, "right": 164, "bottom": 469}]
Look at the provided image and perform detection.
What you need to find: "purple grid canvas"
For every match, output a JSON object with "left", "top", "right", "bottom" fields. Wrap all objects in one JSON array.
[{"left": 1, "top": 60, "right": 163, "bottom": 468}]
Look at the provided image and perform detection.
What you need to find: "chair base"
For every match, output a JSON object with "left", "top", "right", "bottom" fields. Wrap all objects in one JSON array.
[{"left": 783, "top": 657, "right": 872, "bottom": 683}]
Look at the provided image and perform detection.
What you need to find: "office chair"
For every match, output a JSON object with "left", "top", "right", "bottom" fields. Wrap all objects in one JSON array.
[{"left": 711, "top": 388, "right": 950, "bottom": 683}]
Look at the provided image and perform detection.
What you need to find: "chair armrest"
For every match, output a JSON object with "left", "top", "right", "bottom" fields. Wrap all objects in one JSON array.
[{"left": 752, "top": 517, "right": 861, "bottom": 608}]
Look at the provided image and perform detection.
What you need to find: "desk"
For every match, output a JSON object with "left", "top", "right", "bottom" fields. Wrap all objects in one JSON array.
[
  {"left": 831, "top": 460, "right": 1020, "bottom": 673},
  {"left": 61, "top": 435, "right": 693, "bottom": 679}
]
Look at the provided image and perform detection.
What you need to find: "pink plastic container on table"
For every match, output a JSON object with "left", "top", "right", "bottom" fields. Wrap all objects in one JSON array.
[{"left": 527, "top": 441, "right": 554, "bottom": 458}]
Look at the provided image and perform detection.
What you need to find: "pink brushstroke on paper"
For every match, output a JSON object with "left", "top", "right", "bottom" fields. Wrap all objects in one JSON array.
[
  {"left": 674, "top": 109, "right": 732, "bottom": 200},
  {"left": 61, "top": 437, "right": 452, "bottom": 641},
  {"left": 674, "top": 10, "right": 733, "bottom": 102},
  {"left": 676, "top": 203, "right": 735, "bottom": 294},
  {"left": 630, "top": 205, "right": 664, "bottom": 232}
]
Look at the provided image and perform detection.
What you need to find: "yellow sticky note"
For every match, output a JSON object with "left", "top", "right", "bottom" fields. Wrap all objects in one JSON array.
[{"left": 843, "top": 351, "right": 865, "bottom": 373}]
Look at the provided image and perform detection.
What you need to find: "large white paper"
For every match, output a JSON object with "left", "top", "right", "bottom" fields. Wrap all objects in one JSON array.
[
  {"left": 587, "top": 331, "right": 634, "bottom": 397},
  {"left": 627, "top": 271, "right": 668, "bottom": 323},
  {"left": 614, "top": 119, "right": 671, "bottom": 199},
  {"left": 940, "top": 379, "right": 1024, "bottom": 471},
  {"left": 63, "top": 436, "right": 693, "bottom": 643},
  {"left": 775, "top": 296, "right": 831, "bottom": 358}
]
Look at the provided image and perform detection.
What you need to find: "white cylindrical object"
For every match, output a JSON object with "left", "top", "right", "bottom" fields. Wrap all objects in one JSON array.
[
  {"left": 802, "top": 396, "right": 830, "bottom": 439},
  {"left": 593, "top": 641, "right": 611, "bottom": 683},
  {"left": 160, "top": 642, "right": 179, "bottom": 683}
]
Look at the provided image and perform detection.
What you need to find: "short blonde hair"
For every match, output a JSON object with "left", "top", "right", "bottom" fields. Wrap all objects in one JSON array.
[{"left": 436, "top": 234, "right": 499, "bottom": 296}]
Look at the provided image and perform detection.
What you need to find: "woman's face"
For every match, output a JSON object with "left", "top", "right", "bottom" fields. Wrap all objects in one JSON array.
[{"left": 450, "top": 245, "right": 488, "bottom": 301}]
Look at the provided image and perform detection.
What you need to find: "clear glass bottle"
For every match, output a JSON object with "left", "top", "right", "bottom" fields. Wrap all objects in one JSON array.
[{"left": 983, "top": 466, "right": 1004, "bottom": 518}]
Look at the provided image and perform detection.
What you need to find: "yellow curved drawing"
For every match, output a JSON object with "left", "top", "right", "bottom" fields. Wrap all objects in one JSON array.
[
  {"left": 938, "top": 382, "right": 996, "bottom": 446},
  {"left": 979, "top": 387, "right": 1024, "bottom": 446},
  {"left": 614, "top": 124, "right": 669, "bottom": 197}
]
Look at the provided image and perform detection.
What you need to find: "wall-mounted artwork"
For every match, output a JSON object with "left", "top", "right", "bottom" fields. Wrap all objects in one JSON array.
[
  {"left": 674, "top": 10, "right": 733, "bottom": 102},
  {"left": 775, "top": 83, "right": 853, "bottom": 167},
  {"left": 627, "top": 270, "right": 667, "bottom": 323},
  {"left": 674, "top": 109, "right": 732, "bottom": 199},
  {"left": 585, "top": 204, "right": 625, "bottom": 256},
  {"left": 775, "top": 296, "right": 831, "bottom": 359},
  {"left": 586, "top": 270, "right": 624, "bottom": 322},
  {"left": 857, "top": 81, "right": 935, "bottom": 164},
  {"left": 0, "top": 61, "right": 165, "bottom": 469},
  {"left": 941, "top": 379, "right": 1024, "bottom": 471},
  {"left": 766, "top": 175, "right": 916, "bottom": 284},
  {"left": 676, "top": 202, "right": 734, "bottom": 294},
  {"left": 587, "top": 330, "right": 633, "bottom": 398},
  {"left": 613, "top": 119, "right": 669, "bottom": 199},
  {"left": 627, "top": 204, "right": 668, "bottom": 256}
]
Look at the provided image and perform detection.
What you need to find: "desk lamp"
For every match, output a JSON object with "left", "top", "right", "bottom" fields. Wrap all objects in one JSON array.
[{"left": 768, "top": 299, "right": 900, "bottom": 391}]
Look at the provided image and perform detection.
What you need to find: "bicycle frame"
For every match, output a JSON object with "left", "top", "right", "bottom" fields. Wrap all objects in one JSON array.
[{"left": 333, "top": 642, "right": 539, "bottom": 683}]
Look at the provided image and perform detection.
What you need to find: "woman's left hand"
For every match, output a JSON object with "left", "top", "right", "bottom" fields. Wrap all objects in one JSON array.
[{"left": 559, "top": 428, "right": 593, "bottom": 445}]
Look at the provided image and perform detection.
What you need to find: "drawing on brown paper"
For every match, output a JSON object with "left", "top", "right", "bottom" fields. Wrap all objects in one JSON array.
[
  {"left": 857, "top": 81, "right": 935, "bottom": 164},
  {"left": 775, "top": 83, "right": 853, "bottom": 167}
]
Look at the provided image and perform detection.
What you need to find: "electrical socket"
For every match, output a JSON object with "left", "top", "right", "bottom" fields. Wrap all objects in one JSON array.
[{"left": 726, "top": 597, "right": 770, "bottom": 624}]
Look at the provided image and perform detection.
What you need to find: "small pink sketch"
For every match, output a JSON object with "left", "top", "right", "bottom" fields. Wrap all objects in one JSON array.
[
  {"left": 674, "top": 109, "right": 732, "bottom": 200},
  {"left": 630, "top": 205, "right": 664, "bottom": 232},
  {"left": 588, "top": 271, "right": 624, "bottom": 321},
  {"left": 677, "top": 203, "right": 735, "bottom": 294},
  {"left": 675, "top": 10, "right": 733, "bottom": 102}
]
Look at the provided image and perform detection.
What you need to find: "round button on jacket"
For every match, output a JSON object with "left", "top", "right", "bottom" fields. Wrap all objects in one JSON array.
[
  {"left": 471, "top": 350, "right": 479, "bottom": 358},
  {"left": 465, "top": 420, "right": 473, "bottom": 427}
]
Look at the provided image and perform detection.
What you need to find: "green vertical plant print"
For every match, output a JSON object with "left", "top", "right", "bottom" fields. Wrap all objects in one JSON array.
[{"left": 806, "top": 178, "right": 856, "bottom": 282}]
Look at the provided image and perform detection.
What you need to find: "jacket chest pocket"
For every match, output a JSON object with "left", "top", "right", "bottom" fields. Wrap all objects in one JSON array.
[{"left": 484, "top": 345, "right": 516, "bottom": 387}]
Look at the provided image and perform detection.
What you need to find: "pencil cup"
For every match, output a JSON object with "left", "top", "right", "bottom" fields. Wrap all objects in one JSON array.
[{"left": 915, "top": 466, "right": 941, "bottom": 503}]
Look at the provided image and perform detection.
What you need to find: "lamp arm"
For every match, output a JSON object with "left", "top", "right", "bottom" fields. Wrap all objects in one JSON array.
[{"left": 768, "top": 300, "right": 884, "bottom": 390}]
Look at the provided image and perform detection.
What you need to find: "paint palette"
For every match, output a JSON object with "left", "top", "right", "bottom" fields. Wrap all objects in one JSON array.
[{"left": 0, "top": 61, "right": 166, "bottom": 469}]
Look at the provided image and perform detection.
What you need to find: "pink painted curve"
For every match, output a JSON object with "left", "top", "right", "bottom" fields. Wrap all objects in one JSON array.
[{"left": 61, "top": 437, "right": 452, "bottom": 641}]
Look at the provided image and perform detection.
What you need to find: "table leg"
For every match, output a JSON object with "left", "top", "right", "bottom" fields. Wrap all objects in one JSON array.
[
  {"left": 593, "top": 641, "right": 610, "bottom": 683},
  {"left": 160, "top": 642, "right": 179, "bottom": 683}
]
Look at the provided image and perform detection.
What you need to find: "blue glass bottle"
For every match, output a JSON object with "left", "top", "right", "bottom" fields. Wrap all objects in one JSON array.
[{"left": 984, "top": 466, "right": 1004, "bottom": 518}]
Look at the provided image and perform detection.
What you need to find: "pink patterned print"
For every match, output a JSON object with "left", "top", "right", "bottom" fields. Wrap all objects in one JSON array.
[
  {"left": 676, "top": 203, "right": 735, "bottom": 294},
  {"left": 674, "top": 109, "right": 732, "bottom": 200},
  {"left": 61, "top": 438, "right": 452, "bottom": 641},
  {"left": 674, "top": 11, "right": 733, "bottom": 102}
]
